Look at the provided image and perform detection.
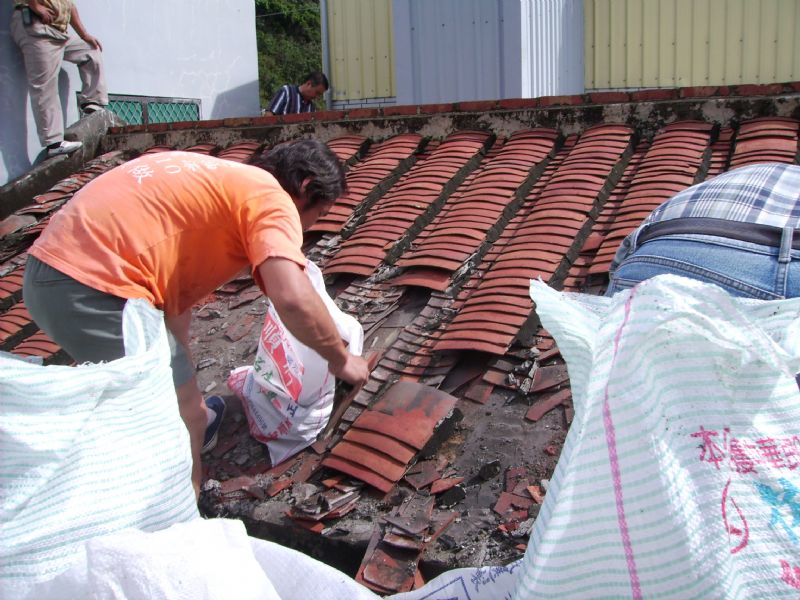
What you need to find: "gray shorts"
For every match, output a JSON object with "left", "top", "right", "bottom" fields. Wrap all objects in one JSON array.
[{"left": 23, "top": 256, "right": 194, "bottom": 387}]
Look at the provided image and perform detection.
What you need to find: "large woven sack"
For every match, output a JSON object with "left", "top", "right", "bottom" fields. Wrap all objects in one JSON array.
[
  {"left": 513, "top": 275, "right": 800, "bottom": 598},
  {"left": 228, "top": 261, "right": 363, "bottom": 465},
  {"left": 0, "top": 299, "right": 198, "bottom": 599}
]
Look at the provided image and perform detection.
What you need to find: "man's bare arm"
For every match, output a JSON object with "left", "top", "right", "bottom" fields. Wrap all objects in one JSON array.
[
  {"left": 258, "top": 258, "right": 369, "bottom": 387},
  {"left": 69, "top": 3, "right": 102, "bottom": 50}
]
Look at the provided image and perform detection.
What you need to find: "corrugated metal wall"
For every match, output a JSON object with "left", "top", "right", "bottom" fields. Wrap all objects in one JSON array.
[
  {"left": 393, "top": 0, "right": 582, "bottom": 105},
  {"left": 326, "top": 0, "right": 395, "bottom": 102},
  {"left": 393, "top": 0, "right": 518, "bottom": 105},
  {"left": 585, "top": 0, "right": 800, "bottom": 90},
  {"left": 520, "top": 0, "right": 584, "bottom": 97}
]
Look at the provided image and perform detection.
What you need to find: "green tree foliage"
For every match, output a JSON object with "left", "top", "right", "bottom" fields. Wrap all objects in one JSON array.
[{"left": 255, "top": 0, "right": 323, "bottom": 110}]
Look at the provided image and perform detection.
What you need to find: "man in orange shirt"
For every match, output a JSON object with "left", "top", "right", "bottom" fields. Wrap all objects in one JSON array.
[{"left": 23, "top": 139, "right": 370, "bottom": 496}]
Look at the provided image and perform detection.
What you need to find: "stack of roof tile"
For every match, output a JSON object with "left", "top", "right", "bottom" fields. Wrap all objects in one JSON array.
[
  {"left": 729, "top": 117, "right": 799, "bottom": 168},
  {"left": 326, "top": 134, "right": 369, "bottom": 163},
  {"left": 435, "top": 124, "right": 633, "bottom": 354},
  {"left": 308, "top": 134, "right": 423, "bottom": 236},
  {"left": 562, "top": 140, "right": 650, "bottom": 291},
  {"left": 324, "top": 131, "right": 492, "bottom": 277},
  {"left": 393, "top": 128, "right": 558, "bottom": 290},
  {"left": 590, "top": 121, "right": 712, "bottom": 274},
  {"left": 321, "top": 381, "right": 458, "bottom": 493},
  {"left": 183, "top": 142, "right": 219, "bottom": 155},
  {"left": 0, "top": 302, "right": 34, "bottom": 350},
  {"left": 705, "top": 127, "right": 734, "bottom": 179},
  {"left": 216, "top": 141, "right": 262, "bottom": 163}
]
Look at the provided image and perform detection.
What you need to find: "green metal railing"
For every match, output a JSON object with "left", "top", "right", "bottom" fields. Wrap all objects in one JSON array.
[{"left": 106, "top": 95, "right": 201, "bottom": 126}]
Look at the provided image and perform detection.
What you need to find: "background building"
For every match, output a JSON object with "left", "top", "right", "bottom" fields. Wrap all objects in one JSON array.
[
  {"left": 323, "top": 0, "right": 800, "bottom": 108},
  {"left": 0, "top": 0, "right": 260, "bottom": 185}
]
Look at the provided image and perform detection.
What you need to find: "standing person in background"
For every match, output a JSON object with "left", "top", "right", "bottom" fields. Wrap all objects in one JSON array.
[
  {"left": 265, "top": 71, "right": 328, "bottom": 116},
  {"left": 10, "top": 0, "right": 108, "bottom": 157}
]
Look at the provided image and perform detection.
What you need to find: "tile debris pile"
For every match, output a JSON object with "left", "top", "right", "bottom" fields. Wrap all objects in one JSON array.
[{"left": 2, "top": 112, "right": 799, "bottom": 592}]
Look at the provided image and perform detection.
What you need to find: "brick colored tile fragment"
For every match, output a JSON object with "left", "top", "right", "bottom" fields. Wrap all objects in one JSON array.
[
  {"left": 292, "top": 519, "right": 326, "bottom": 534},
  {"left": 312, "top": 110, "right": 345, "bottom": 122},
  {"left": 457, "top": 100, "right": 498, "bottom": 112},
  {"left": 538, "top": 94, "right": 584, "bottom": 107},
  {"left": 504, "top": 466, "right": 527, "bottom": 492},
  {"left": 678, "top": 86, "right": 721, "bottom": 99},
  {"left": 220, "top": 475, "right": 256, "bottom": 495},
  {"left": 588, "top": 91, "right": 631, "bottom": 104},
  {"left": 525, "top": 387, "right": 572, "bottom": 422},
  {"left": 350, "top": 381, "right": 458, "bottom": 450},
  {"left": 417, "top": 102, "right": 455, "bottom": 114},
  {"left": 382, "top": 105, "right": 419, "bottom": 117},
  {"left": 280, "top": 113, "right": 314, "bottom": 123},
  {"left": 0, "top": 215, "right": 36, "bottom": 238},
  {"left": 630, "top": 88, "right": 676, "bottom": 102},
  {"left": 267, "top": 477, "right": 293, "bottom": 497},
  {"left": 223, "top": 313, "right": 256, "bottom": 342},
  {"left": 145, "top": 122, "right": 170, "bottom": 133},
  {"left": 222, "top": 117, "right": 253, "bottom": 128},
  {"left": 346, "top": 108, "right": 379, "bottom": 119},
  {"left": 430, "top": 477, "right": 464, "bottom": 495},
  {"left": 497, "top": 98, "right": 539, "bottom": 110},
  {"left": 169, "top": 120, "right": 197, "bottom": 131},
  {"left": 736, "top": 83, "right": 786, "bottom": 97},
  {"left": 493, "top": 491, "right": 534, "bottom": 516},
  {"left": 196, "top": 119, "right": 226, "bottom": 129},
  {"left": 527, "top": 484, "right": 545, "bottom": 504}
]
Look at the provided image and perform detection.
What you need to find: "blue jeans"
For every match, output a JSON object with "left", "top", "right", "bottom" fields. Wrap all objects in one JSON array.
[{"left": 606, "top": 233, "right": 800, "bottom": 300}]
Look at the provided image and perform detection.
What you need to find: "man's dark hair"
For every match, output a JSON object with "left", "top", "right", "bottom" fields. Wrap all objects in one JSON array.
[
  {"left": 252, "top": 138, "right": 346, "bottom": 206},
  {"left": 304, "top": 71, "right": 329, "bottom": 90}
]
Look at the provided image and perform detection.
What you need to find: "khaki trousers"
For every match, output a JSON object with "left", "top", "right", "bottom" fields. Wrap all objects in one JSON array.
[{"left": 10, "top": 10, "right": 107, "bottom": 147}]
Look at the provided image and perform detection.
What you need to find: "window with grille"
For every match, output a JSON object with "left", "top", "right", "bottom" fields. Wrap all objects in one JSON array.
[{"left": 103, "top": 94, "right": 201, "bottom": 126}]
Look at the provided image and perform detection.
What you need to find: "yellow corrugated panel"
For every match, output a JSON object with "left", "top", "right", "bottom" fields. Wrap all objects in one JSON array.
[
  {"left": 327, "top": 0, "right": 394, "bottom": 101},
  {"left": 585, "top": 0, "right": 800, "bottom": 89}
]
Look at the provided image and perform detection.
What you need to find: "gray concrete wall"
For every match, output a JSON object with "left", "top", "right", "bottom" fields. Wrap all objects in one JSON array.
[{"left": 0, "top": 0, "right": 259, "bottom": 186}]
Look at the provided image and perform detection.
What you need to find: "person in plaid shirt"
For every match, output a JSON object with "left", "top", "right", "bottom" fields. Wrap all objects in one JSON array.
[{"left": 608, "top": 162, "right": 800, "bottom": 300}]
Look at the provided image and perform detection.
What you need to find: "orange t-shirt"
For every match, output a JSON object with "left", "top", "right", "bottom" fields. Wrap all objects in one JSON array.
[{"left": 30, "top": 151, "right": 306, "bottom": 315}]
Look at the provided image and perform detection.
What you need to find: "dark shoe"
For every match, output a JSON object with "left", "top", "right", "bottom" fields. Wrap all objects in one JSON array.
[
  {"left": 46, "top": 140, "right": 82, "bottom": 157},
  {"left": 202, "top": 395, "right": 226, "bottom": 453}
]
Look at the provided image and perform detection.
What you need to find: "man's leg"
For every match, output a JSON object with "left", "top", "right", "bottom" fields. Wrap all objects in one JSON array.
[
  {"left": 23, "top": 256, "right": 126, "bottom": 361},
  {"left": 10, "top": 12, "right": 67, "bottom": 147},
  {"left": 25, "top": 257, "right": 210, "bottom": 499},
  {"left": 62, "top": 34, "right": 107, "bottom": 108},
  {"left": 168, "top": 338, "right": 207, "bottom": 498},
  {"left": 175, "top": 377, "right": 206, "bottom": 498}
]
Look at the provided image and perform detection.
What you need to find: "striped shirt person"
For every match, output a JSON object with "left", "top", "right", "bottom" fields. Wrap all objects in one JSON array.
[{"left": 266, "top": 71, "right": 329, "bottom": 116}]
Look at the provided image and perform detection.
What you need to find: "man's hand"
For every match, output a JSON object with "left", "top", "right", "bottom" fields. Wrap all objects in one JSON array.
[
  {"left": 68, "top": 3, "right": 102, "bottom": 51},
  {"left": 81, "top": 33, "right": 102, "bottom": 50},
  {"left": 258, "top": 258, "right": 371, "bottom": 388},
  {"left": 330, "top": 353, "right": 370, "bottom": 388},
  {"left": 29, "top": 0, "right": 55, "bottom": 24}
]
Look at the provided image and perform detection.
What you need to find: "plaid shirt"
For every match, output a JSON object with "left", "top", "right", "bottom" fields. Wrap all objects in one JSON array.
[
  {"left": 267, "top": 85, "right": 314, "bottom": 115},
  {"left": 611, "top": 163, "right": 800, "bottom": 272}
]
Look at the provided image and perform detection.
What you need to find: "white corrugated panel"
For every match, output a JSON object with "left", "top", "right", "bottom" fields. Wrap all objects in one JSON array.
[
  {"left": 393, "top": 0, "right": 584, "bottom": 105},
  {"left": 521, "top": 0, "right": 584, "bottom": 97}
]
